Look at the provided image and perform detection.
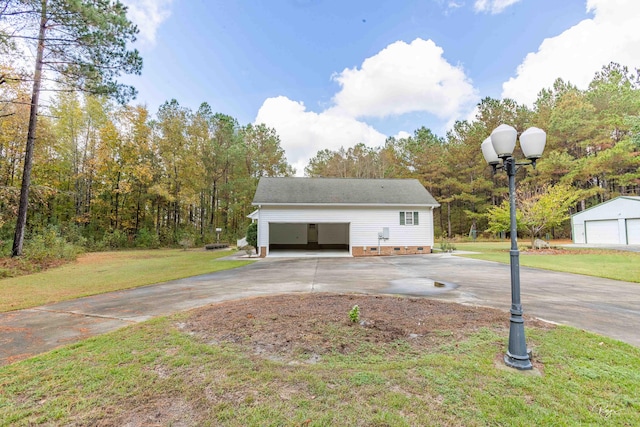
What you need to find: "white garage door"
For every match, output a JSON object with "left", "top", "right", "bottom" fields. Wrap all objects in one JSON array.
[
  {"left": 267, "top": 222, "right": 350, "bottom": 256},
  {"left": 585, "top": 220, "right": 620, "bottom": 244},
  {"left": 627, "top": 219, "right": 640, "bottom": 244}
]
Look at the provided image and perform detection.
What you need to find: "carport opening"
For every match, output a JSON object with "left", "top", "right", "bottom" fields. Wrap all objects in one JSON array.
[{"left": 268, "top": 222, "right": 350, "bottom": 255}]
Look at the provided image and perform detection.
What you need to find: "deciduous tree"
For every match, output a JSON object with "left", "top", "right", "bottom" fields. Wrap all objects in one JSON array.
[{"left": 518, "top": 184, "right": 583, "bottom": 247}]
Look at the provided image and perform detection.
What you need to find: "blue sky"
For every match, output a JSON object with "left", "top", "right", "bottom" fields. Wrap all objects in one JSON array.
[{"left": 122, "top": 0, "right": 640, "bottom": 174}]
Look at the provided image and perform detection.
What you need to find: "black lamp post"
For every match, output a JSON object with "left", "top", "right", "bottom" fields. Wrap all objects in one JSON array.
[{"left": 481, "top": 124, "right": 547, "bottom": 370}]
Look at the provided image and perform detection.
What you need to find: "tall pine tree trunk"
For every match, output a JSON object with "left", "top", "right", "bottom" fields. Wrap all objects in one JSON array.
[
  {"left": 200, "top": 191, "right": 205, "bottom": 236},
  {"left": 134, "top": 187, "right": 141, "bottom": 235},
  {"left": 114, "top": 171, "right": 121, "bottom": 229},
  {"left": 210, "top": 181, "right": 217, "bottom": 230},
  {"left": 447, "top": 202, "right": 452, "bottom": 238},
  {"left": 12, "top": 1, "right": 47, "bottom": 257}
]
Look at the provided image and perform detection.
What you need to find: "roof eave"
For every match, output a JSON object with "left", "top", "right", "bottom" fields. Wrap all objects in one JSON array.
[
  {"left": 252, "top": 202, "right": 440, "bottom": 208},
  {"left": 571, "top": 196, "right": 640, "bottom": 218}
]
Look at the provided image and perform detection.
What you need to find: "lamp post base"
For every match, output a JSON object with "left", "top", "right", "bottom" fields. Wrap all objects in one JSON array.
[{"left": 504, "top": 351, "right": 533, "bottom": 370}]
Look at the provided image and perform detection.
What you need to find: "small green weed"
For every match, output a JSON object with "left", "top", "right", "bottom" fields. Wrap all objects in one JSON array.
[
  {"left": 439, "top": 233, "right": 457, "bottom": 252},
  {"left": 349, "top": 304, "right": 360, "bottom": 323}
]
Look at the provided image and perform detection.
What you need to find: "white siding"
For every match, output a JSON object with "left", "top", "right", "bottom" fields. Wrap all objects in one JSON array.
[{"left": 256, "top": 206, "right": 435, "bottom": 255}]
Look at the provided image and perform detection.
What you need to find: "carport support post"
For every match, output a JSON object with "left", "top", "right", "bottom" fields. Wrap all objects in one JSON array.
[{"left": 505, "top": 157, "right": 533, "bottom": 370}]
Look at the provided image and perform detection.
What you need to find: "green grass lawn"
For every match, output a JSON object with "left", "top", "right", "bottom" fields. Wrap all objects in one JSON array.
[
  {"left": 454, "top": 242, "right": 640, "bottom": 283},
  {"left": 0, "top": 249, "right": 254, "bottom": 312},
  {"left": 1, "top": 304, "right": 639, "bottom": 426}
]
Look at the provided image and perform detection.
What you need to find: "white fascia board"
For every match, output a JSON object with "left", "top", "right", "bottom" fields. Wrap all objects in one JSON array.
[{"left": 252, "top": 202, "right": 440, "bottom": 208}]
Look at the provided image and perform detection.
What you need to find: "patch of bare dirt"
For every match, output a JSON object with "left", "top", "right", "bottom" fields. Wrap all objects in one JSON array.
[
  {"left": 109, "top": 397, "right": 196, "bottom": 427},
  {"left": 179, "top": 293, "right": 555, "bottom": 360},
  {"left": 521, "top": 248, "right": 573, "bottom": 255},
  {"left": 521, "top": 247, "right": 624, "bottom": 255},
  {"left": 0, "top": 256, "right": 70, "bottom": 278},
  {"left": 74, "top": 251, "right": 161, "bottom": 265},
  {"left": 74, "top": 252, "right": 118, "bottom": 265}
]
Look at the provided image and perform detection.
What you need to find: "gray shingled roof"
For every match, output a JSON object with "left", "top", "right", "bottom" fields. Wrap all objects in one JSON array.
[{"left": 252, "top": 177, "right": 439, "bottom": 206}]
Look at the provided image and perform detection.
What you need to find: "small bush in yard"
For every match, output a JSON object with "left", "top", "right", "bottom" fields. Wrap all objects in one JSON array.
[
  {"left": 135, "top": 228, "right": 160, "bottom": 248},
  {"left": 178, "top": 237, "right": 194, "bottom": 250},
  {"left": 99, "top": 229, "right": 129, "bottom": 250},
  {"left": 242, "top": 245, "right": 255, "bottom": 257},
  {"left": 246, "top": 222, "right": 258, "bottom": 249},
  {"left": 23, "top": 227, "right": 83, "bottom": 262},
  {"left": 349, "top": 304, "right": 360, "bottom": 323},
  {"left": 440, "top": 233, "right": 457, "bottom": 252}
]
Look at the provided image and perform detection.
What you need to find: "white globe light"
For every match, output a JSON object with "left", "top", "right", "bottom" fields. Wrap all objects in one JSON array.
[
  {"left": 520, "top": 127, "right": 546, "bottom": 159},
  {"left": 481, "top": 136, "right": 499, "bottom": 165},
  {"left": 490, "top": 124, "right": 517, "bottom": 158}
]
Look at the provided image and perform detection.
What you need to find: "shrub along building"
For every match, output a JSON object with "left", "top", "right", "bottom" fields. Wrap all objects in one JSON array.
[{"left": 250, "top": 177, "right": 440, "bottom": 257}]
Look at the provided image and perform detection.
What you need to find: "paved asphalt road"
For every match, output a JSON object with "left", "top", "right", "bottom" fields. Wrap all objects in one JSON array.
[{"left": 1, "top": 253, "right": 639, "bottom": 366}]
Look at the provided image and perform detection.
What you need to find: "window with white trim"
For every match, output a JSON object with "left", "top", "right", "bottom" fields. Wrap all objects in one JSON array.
[{"left": 400, "top": 211, "right": 419, "bottom": 226}]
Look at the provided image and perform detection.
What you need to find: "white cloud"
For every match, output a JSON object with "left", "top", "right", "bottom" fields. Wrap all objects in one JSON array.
[
  {"left": 394, "top": 131, "right": 412, "bottom": 140},
  {"left": 474, "top": 0, "right": 522, "bottom": 14},
  {"left": 255, "top": 96, "right": 387, "bottom": 176},
  {"left": 255, "top": 38, "right": 479, "bottom": 175},
  {"left": 446, "top": 1, "right": 464, "bottom": 13},
  {"left": 502, "top": 0, "right": 640, "bottom": 105},
  {"left": 122, "top": 0, "right": 174, "bottom": 45},
  {"left": 330, "top": 38, "right": 478, "bottom": 121}
]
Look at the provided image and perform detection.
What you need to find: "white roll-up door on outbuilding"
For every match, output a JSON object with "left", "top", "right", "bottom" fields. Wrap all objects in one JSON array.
[
  {"left": 627, "top": 219, "right": 640, "bottom": 244},
  {"left": 585, "top": 220, "right": 619, "bottom": 244}
]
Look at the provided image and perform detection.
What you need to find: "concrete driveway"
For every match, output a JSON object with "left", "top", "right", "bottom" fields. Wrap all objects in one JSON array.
[{"left": 2, "top": 253, "right": 639, "bottom": 366}]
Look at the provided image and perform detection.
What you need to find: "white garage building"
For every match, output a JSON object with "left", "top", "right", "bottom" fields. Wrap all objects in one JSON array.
[
  {"left": 251, "top": 177, "right": 439, "bottom": 257},
  {"left": 571, "top": 196, "right": 640, "bottom": 245}
]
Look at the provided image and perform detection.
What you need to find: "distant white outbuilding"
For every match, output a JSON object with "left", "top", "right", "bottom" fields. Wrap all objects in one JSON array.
[
  {"left": 571, "top": 196, "right": 640, "bottom": 245},
  {"left": 250, "top": 177, "right": 440, "bottom": 257}
]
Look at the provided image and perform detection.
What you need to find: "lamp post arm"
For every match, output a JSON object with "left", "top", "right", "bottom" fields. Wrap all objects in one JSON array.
[
  {"left": 515, "top": 158, "right": 537, "bottom": 169},
  {"left": 490, "top": 158, "right": 536, "bottom": 176}
]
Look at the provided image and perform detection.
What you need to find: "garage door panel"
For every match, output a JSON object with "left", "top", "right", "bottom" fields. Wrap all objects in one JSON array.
[
  {"left": 318, "top": 223, "right": 349, "bottom": 244},
  {"left": 585, "top": 220, "right": 619, "bottom": 244},
  {"left": 269, "top": 223, "right": 307, "bottom": 244},
  {"left": 268, "top": 222, "right": 350, "bottom": 254},
  {"left": 628, "top": 219, "right": 640, "bottom": 245}
]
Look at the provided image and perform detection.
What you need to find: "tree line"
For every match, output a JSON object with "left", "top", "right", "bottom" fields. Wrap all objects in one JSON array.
[
  {"left": 0, "top": 87, "right": 293, "bottom": 248},
  {"left": 2, "top": 61, "right": 639, "bottom": 251}
]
